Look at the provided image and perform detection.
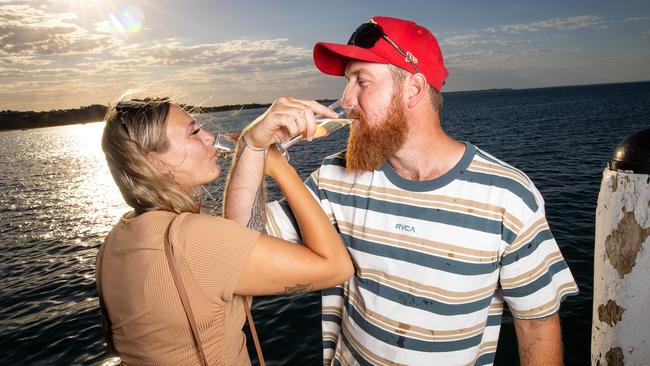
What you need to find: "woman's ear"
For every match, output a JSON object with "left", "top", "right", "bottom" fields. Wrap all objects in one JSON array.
[{"left": 145, "top": 152, "right": 167, "bottom": 174}]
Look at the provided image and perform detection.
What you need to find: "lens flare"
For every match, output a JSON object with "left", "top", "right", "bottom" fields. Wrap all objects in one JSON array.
[{"left": 107, "top": 4, "right": 144, "bottom": 38}]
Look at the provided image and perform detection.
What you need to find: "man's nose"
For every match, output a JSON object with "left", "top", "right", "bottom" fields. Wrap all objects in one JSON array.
[{"left": 341, "top": 84, "right": 357, "bottom": 110}]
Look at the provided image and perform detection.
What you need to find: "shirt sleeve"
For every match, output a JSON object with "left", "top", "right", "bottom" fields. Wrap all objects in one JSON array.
[
  {"left": 499, "top": 187, "right": 579, "bottom": 319},
  {"left": 174, "top": 213, "right": 260, "bottom": 302}
]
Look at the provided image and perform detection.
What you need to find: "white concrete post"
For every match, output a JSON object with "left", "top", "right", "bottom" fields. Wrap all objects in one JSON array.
[{"left": 592, "top": 129, "right": 650, "bottom": 366}]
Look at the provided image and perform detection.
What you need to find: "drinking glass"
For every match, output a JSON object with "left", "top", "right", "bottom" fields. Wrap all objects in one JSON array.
[
  {"left": 275, "top": 99, "right": 352, "bottom": 161},
  {"left": 214, "top": 133, "right": 237, "bottom": 158}
]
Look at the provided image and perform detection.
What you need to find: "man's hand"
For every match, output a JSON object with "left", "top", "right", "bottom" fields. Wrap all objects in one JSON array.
[
  {"left": 224, "top": 97, "right": 336, "bottom": 229},
  {"left": 241, "top": 97, "right": 338, "bottom": 149},
  {"left": 514, "top": 314, "right": 563, "bottom": 366}
]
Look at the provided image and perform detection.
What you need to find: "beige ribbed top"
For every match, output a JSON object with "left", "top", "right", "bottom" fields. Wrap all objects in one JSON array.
[{"left": 97, "top": 211, "right": 260, "bottom": 365}]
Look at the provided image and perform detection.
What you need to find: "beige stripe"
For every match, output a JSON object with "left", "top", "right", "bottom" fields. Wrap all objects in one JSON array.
[
  {"left": 358, "top": 267, "right": 497, "bottom": 303},
  {"left": 323, "top": 331, "right": 339, "bottom": 342},
  {"left": 465, "top": 341, "right": 499, "bottom": 366},
  {"left": 500, "top": 251, "right": 565, "bottom": 288},
  {"left": 319, "top": 177, "right": 524, "bottom": 232},
  {"left": 347, "top": 288, "right": 487, "bottom": 342},
  {"left": 509, "top": 282, "right": 578, "bottom": 318},
  {"left": 508, "top": 217, "right": 549, "bottom": 252},
  {"left": 338, "top": 221, "right": 499, "bottom": 262},
  {"left": 341, "top": 322, "right": 406, "bottom": 366},
  {"left": 323, "top": 306, "right": 343, "bottom": 318},
  {"left": 469, "top": 160, "right": 530, "bottom": 189}
]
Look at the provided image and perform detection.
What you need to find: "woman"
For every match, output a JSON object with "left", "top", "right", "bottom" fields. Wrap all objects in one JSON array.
[{"left": 97, "top": 97, "right": 353, "bottom": 365}]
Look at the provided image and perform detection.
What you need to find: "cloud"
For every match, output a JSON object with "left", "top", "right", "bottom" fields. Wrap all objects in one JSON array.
[
  {"left": 498, "top": 15, "right": 604, "bottom": 33},
  {"left": 625, "top": 17, "right": 650, "bottom": 22},
  {"left": 445, "top": 48, "right": 561, "bottom": 70},
  {"left": 440, "top": 33, "right": 528, "bottom": 48},
  {"left": 0, "top": 3, "right": 116, "bottom": 56}
]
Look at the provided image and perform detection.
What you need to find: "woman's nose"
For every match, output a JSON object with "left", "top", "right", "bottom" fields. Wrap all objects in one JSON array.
[{"left": 203, "top": 130, "right": 215, "bottom": 146}]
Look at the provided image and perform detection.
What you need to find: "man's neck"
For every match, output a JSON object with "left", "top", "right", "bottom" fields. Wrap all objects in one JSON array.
[{"left": 388, "top": 118, "right": 466, "bottom": 181}]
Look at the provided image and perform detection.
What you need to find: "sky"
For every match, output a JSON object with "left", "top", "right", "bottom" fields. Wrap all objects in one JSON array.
[{"left": 1, "top": 0, "right": 649, "bottom": 111}]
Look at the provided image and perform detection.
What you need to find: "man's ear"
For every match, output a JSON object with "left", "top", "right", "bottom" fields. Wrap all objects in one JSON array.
[
  {"left": 145, "top": 152, "right": 167, "bottom": 174},
  {"left": 405, "top": 73, "right": 428, "bottom": 109}
]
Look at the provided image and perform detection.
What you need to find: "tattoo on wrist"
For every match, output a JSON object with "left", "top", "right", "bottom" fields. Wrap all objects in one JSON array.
[{"left": 279, "top": 283, "right": 314, "bottom": 295}]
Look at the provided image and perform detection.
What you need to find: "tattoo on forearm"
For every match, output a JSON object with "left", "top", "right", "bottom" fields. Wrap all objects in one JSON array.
[
  {"left": 246, "top": 181, "right": 267, "bottom": 233},
  {"left": 279, "top": 283, "right": 314, "bottom": 295}
]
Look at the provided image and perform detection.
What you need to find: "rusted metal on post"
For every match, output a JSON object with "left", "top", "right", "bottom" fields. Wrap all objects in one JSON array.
[{"left": 592, "top": 129, "right": 650, "bottom": 366}]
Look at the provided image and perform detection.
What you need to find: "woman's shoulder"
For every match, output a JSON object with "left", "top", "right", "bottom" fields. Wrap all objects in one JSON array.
[{"left": 172, "top": 212, "right": 261, "bottom": 247}]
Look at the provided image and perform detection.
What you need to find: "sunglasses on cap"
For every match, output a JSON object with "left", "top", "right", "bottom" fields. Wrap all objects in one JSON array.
[{"left": 347, "top": 22, "right": 420, "bottom": 75}]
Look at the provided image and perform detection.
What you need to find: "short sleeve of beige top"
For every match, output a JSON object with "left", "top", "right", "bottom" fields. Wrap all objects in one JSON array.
[{"left": 96, "top": 211, "right": 260, "bottom": 366}]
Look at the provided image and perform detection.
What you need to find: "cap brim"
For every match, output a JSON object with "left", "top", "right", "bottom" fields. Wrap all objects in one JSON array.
[{"left": 313, "top": 42, "right": 389, "bottom": 76}]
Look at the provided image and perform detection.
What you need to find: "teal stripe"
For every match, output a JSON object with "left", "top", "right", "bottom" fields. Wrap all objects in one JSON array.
[
  {"left": 323, "top": 286, "right": 344, "bottom": 297},
  {"left": 502, "top": 260, "right": 571, "bottom": 297},
  {"left": 356, "top": 275, "right": 494, "bottom": 315},
  {"left": 323, "top": 313, "right": 341, "bottom": 323},
  {"left": 476, "top": 352, "right": 497, "bottom": 365},
  {"left": 459, "top": 169, "right": 538, "bottom": 212},
  {"left": 345, "top": 301, "right": 485, "bottom": 352},
  {"left": 321, "top": 189, "right": 506, "bottom": 237},
  {"left": 339, "top": 330, "right": 374, "bottom": 366},
  {"left": 342, "top": 232, "right": 499, "bottom": 275},
  {"left": 324, "top": 340, "right": 337, "bottom": 352},
  {"left": 501, "top": 229, "right": 554, "bottom": 265}
]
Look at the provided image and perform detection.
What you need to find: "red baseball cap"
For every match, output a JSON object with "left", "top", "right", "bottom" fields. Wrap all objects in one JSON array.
[{"left": 313, "top": 16, "right": 448, "bottom": 91}]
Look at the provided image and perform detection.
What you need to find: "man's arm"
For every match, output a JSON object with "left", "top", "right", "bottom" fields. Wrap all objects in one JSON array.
[
  {"left": 514, "top": 314, "right": 563, "bottom": 366},
  {"left": 223, "top": 139, "right": 267, "bottom": 231},
  {"left": 223, "top": 97, "right": 337, "bottom": 229}
]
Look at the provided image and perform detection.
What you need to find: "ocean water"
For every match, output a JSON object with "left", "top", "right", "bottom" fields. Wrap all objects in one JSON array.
[{"left": 1, "top": 81, "right": 649, "bottom": 365}]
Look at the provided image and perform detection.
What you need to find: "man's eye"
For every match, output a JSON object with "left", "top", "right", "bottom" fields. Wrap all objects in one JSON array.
[{"left": 191, "top": 128, "right": 200, "bottom": 135}]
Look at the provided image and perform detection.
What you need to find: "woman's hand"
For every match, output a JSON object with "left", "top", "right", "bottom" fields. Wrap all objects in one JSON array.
[
  {"left": 241, "top": 97, "right": 338, "bottom": 150},
  {"left": 264, "top": 144, "right": 293, "bottom": 179}
]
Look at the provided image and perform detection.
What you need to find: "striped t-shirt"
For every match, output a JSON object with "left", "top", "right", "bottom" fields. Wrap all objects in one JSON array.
[{"left": 265, "top": 142, "right": 578, "bottom": 366}]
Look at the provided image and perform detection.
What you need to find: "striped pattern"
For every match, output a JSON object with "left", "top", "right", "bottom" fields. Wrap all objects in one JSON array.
[{"left": 266, "top": 143, "right": 578, "bottom": 365}]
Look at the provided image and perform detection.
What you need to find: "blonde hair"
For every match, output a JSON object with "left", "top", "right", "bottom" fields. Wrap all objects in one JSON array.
[{"left": 102, "top": 97, "right": 200, "bottom": 214}]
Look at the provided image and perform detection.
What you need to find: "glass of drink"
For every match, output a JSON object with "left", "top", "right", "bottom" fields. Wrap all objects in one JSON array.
[
  {"left": 275, "top": 99, "right": 352, "bottom": 161},
  {"left": 214, "top": 133, "right": 237, "bottom": 158}
]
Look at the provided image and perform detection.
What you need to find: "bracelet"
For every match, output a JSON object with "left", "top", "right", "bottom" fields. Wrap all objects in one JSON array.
[{"left": 241, "top": 136, "right": 268, "bottom": 152}]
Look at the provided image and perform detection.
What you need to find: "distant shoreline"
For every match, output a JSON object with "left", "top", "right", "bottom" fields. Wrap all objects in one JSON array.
[
  {"left": 2, "top": 80, "right": 648, "bottom": 131},
  {"left": 0, "top": 99, "right": 340, "bottom": 131}
]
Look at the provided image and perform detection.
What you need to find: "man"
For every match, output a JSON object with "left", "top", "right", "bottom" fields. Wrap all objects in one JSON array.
[{"left": 225, "top": 16, "right": 578, "bottom": 366}]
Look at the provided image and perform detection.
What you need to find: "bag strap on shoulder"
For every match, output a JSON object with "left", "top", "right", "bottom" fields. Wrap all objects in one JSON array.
[{"left": 164, "top": 215, "right": 210, "bottom": 366}]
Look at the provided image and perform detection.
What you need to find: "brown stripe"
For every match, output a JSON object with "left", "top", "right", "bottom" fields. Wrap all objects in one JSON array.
[
  {"left": 341, "top": 322, "right": 406, "bottom": 366},
  {"left": 509, "top": 282, "right": 578, "bottom": 318},
  {"left": 319, "top": 177, "right": 524, "bottom": 231},
  {"left": 338, "top": 221, "right": 499, "bottom": 262},
  {"left": 346, "top": 288, "right": 488, "bottom": 341},
  {"left": 507, "top": 217, "right": 549, "bottom": 252},
  {"left": 358, "top": 267, "right": 497, "bottom": 303},
  {"left": 500, "top": 252, "right": 564, "bottom": 288},
  {"left": 469, "top": 160, "right": 530, "bottom": 188}
]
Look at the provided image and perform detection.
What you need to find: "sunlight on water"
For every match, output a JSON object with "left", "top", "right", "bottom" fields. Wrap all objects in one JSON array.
[{"left": 58, "top": 122, "right": 129, "bottom": 226}]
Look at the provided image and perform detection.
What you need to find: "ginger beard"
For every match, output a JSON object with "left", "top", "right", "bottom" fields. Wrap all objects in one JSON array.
[{"left": 346, "top": 92, "right": 409, "bottom": 171}]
